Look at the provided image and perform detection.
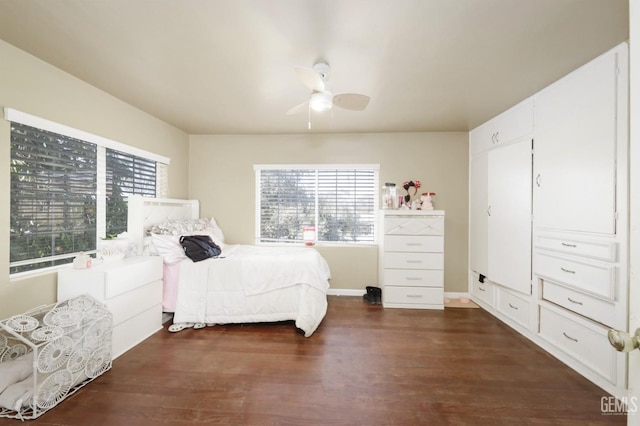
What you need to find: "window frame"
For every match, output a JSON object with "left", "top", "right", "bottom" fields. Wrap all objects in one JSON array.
[
  {"left": 254, "top": 164, "right": 380, "bottom": 246},
  {"left": 6, "top": 108, "right": 170, "bottom": 278}
]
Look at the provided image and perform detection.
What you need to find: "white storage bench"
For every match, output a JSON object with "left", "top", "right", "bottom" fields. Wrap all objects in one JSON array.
[{"left": 0, "top": 295, "right": 112, "bottom": 420}]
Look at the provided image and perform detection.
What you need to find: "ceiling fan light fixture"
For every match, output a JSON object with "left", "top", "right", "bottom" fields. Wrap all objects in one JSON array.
[{"left": 309, "top": 92, "right": 333, "bottom": 112}]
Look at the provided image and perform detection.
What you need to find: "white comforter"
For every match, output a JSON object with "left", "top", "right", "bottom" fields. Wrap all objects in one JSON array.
[{"left": 173, "top": 245, "right": 331, "bottom": 336}]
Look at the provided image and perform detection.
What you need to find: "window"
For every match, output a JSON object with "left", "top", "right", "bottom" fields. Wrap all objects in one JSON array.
[
  {"left": 10, "top": 123, "right": 98, "bottom": 273},
  {"left": 7, "top": 108, "right": 169, "bottom": 274},
  {"left": 255, "top": 165, "right": 379, "bottom": 244},
  {"left": 106, "top": 149, "right": 157, "bottom": 236}
]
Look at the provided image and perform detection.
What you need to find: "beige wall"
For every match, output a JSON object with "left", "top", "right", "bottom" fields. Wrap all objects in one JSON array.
[
  {"left": 0, "top": 40, "right": 190, "bottom": 318},
  {"left": 189, "top": 132, "right": 469, "bottom": 293}
]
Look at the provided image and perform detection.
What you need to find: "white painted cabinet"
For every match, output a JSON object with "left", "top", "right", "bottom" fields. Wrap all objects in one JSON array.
[
  {"left": 534, "top": 47, "right": 622, "bottom": 235},
  {"left": 469, "top": 42, "right": 629, "bottom": 399},
  {"left": 57, "top": 256, "right": 163, "bottom": 359},
  {"left": 380, "top": 210, "right": 445, "bottom": 310},
  {"left": 468, "top": 152, "right": 488, "bottom": 277},
  {"left": 487, "top": 139, "right": 532, "bottom": 295},
  {"left": 469, "top": 108, "right": 533, "bottom": 297},
  {"left": 470, "top": 98, "right": 534, "bottom": 155}
]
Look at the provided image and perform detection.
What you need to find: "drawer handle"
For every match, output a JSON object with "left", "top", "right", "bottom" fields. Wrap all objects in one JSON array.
[
  {"left": 567, "top": 297, "right": 583, "bottom": 306},
  {"left": 561, "top": 242, "right": 577, "bottom": 248},
  {"left": 478, "top": 287, "right": 486, "bottom": 292},
  {"left": 508, "top": 303, "right": 518, "bottom": 310},
  {"left": 406, "top": 243, "right": 423, "bottom": 247},
  {"left": 406, "top": 260, "right": 422, "bottom": 264},
  {"left": 563, "top": 332, "right": 578, "bottom": 343},
  {"left": 560, "top": 267, "right": 576, "bottom": 274},
  {"left": 406, "top": 294, "right": 423, "bottom": 298},
  {"left": 406, "top": 277, "right": 423, "bottom": 281}
]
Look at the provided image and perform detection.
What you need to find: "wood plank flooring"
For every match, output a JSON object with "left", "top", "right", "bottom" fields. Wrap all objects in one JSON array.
[{"left": 0, "top": 296, "right": 626, "bottom": 425}]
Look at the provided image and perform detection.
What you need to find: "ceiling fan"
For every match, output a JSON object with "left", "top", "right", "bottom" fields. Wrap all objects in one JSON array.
[{"left": 286, "top": 62, "right": 370, "bottom": 122}]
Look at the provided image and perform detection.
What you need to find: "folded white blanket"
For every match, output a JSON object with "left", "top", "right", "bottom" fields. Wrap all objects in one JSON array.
[
  {"left": 0, "top": 352, "right": 33, "bottom": 394},
  {"left": 0, "top": 375, "right": 33, "bottom": 411}
]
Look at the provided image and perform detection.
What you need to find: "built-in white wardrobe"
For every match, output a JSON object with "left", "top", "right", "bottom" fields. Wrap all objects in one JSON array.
[{"left": 469, "top": 42, "right": 629, "bottom": 398}]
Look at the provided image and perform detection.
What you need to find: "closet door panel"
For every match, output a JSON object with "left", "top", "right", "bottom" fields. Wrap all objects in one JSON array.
[
  {"left": 488, "top": 140, "right": 532, "bottom": 295},
  {"left": 469, "top": 152, "right": 488, "bottom": 277},
  {"left": 534, "top": 50, "right": 618, "bottom": 235}
]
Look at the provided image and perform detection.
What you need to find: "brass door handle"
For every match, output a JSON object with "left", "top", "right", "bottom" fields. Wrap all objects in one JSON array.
[{"left": 608, "top": 328, "right": 640, "bottom": 352}]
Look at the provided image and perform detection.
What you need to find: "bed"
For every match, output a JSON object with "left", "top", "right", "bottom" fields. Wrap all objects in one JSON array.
[{"left": 126, "top": 196, "right": 331, "bottom": 337}]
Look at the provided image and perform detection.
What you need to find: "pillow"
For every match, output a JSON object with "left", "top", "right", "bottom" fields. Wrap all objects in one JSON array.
[
  {"left": 150, "top": 234, "right": 186, "bottom": 264},
  {"left": 0, "top": 351, "right": 34, "bottom": 394},
  {"left": 207, "top": 218, "right": 225, "bottom": 244},
  {"left": 146, "top": 218, "right": 212, "bottom": 236},
  {"left": 146, "top": 218, "right": 226, "bottom": 243}
]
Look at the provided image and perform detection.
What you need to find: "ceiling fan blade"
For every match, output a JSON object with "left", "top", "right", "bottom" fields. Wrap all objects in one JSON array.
[
  {"left": 295, "top": 66, "right": 325, "bottom": 92},
  {"left": 333, "top": 93, "right": 370, "bottom": 111},
  {"left": 286, "top": 101, "right": 309, "bottom": 115}
]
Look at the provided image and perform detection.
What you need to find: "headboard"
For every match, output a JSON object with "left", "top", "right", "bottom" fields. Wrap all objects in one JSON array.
[{"left": 127, "top": 195, "right": 200, "bottom": 255}]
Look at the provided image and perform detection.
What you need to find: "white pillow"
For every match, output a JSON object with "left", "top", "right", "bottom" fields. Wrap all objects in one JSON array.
[
  {"left": 208, "top": 218, "right": 226, "bottom": 243},
  {"left": 150, "top": 234, "right": 186, "bottom": 264},
  {"left": 0, "top": 352, "right": 34, "bottom": 394}
]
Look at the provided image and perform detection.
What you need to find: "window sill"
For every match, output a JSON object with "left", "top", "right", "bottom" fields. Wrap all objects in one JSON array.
[
  {"left": 255, "top": 242, "right": 378, "bottom": 249},
  {"left": 10, "top": 264, "right": 71, "bottom": 282}
]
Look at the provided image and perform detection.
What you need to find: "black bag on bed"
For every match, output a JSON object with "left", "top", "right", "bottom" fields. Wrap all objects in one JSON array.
[{"left": 179, "top": 235, "right": 222, "bottom": 262}]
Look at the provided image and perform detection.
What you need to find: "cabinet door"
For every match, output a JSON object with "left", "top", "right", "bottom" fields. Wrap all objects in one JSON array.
[
  {"left": 488, "top": 139, "right": 532, "bottom": 295},
  {"left": 469, "top": 152, "right": 488, "bottom": 276},
  {"left": 534, "top": 49, "right": 619, "bottom": 235}
]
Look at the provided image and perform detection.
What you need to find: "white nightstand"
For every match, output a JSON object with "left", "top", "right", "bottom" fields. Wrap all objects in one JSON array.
[{"left": 57, "top": 256, "right": 163, "bottom": 359}]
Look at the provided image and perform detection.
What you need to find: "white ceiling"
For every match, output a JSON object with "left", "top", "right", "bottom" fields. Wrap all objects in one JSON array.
[{"left": 0, "top": 0, "right": 629, "bottom": 135}]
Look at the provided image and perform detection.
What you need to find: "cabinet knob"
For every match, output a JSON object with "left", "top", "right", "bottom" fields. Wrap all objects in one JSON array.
[{"left": 608, "top": 329, "right": 640, "bottom": 352}]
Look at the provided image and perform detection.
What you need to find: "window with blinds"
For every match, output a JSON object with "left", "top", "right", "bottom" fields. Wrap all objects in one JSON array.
[
  {"left": 106, "top": 149, "right": 156, "bottom": 236},
  {"left": 255, "top": 165, "right": 378, "bottom": 244},
  {"left": 9, "top": 120, "right": 163, "bottom": 275},
  {"left": 10, "top": 123, "right": 98, "bottom": 273}
]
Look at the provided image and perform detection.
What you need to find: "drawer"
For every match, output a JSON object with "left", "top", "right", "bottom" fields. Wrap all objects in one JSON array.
[
  {"left": 496, "top": 287, "right": 530, "bottom": 329},
  {"left": 104, "top": 256, "right": 163, "bottom": 299},
  {"left": 384, "top": 235, "right": 444, "bottom": 253},
  {"left": 534, "top": 253, "right": 615, "bottom": 300},
  {"left": 383, "top": 269, "right": 443, "bottom": 288},
  {"left": 384, "top": 215, "right": 444, "bottom": 236},
  {"left": 542, "top": 280, "right": 615, "bottom": 327},
  {"left": 383, "top": 286, "right": 443, "bottom": 306},
  {"left": 384, "top": 252, "right": 443, "bottom": 270},
  {"left": 105, "top": 280, "right": 163, "bottom": 326},
  {"left": 112, "top": 303, "right": 162, "bottom": 359},
  {"left": 535, "top": 234, "right": 616, "bottom": 262},
  {"left": 539, "top": 306, "right": 616, "bottom": 383},
  {"left": 471, "top": 279, "right": 494, "bottom": 307}
]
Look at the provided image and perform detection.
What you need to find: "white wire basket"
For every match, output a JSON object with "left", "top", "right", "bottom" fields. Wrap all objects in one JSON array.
[{"left": 0, "top": 295, "right": 112, "bottom": 420}]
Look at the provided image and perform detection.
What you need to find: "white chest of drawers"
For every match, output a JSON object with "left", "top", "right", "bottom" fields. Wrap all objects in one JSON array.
[
  {"left": 379, "top": 210, "right": 445, "bottom": 309},
  {"left": 57, "top": 256, "right": 163, "bottom": 359}
]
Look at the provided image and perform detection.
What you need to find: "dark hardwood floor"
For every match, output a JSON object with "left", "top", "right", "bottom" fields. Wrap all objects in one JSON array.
[{"left": 0, "top": 296, "right": 626, "bottom": 425}]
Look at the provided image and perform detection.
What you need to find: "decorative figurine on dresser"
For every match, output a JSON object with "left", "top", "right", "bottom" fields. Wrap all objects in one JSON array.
[
  {"left": 57, "top": 255, "right": 163, "bottom": 360},
  {"left": 378, "top": 208, "right": 445, "bottom": 310}
]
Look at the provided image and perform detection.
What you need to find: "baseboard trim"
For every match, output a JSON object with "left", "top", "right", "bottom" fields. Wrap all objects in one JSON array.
[
  {"left": 328, "top": 289, "right": 471, "bottom": 299},
  {"left": 327, "top": 289, "right": 366, "bottom": 297},
  {"left": 444, "top": 292, "right": 471, "bottom": 300}
]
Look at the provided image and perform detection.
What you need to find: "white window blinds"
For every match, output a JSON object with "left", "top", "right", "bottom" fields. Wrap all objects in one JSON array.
[
  {"left": 255, "top": 165, "right": 378, "bottom": 244},
  {"left": 7, "top": 108, "right": 169, "bottom": 275},
  {"left": 10, "top": 122, "right": 98, "bottom": 273}
]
